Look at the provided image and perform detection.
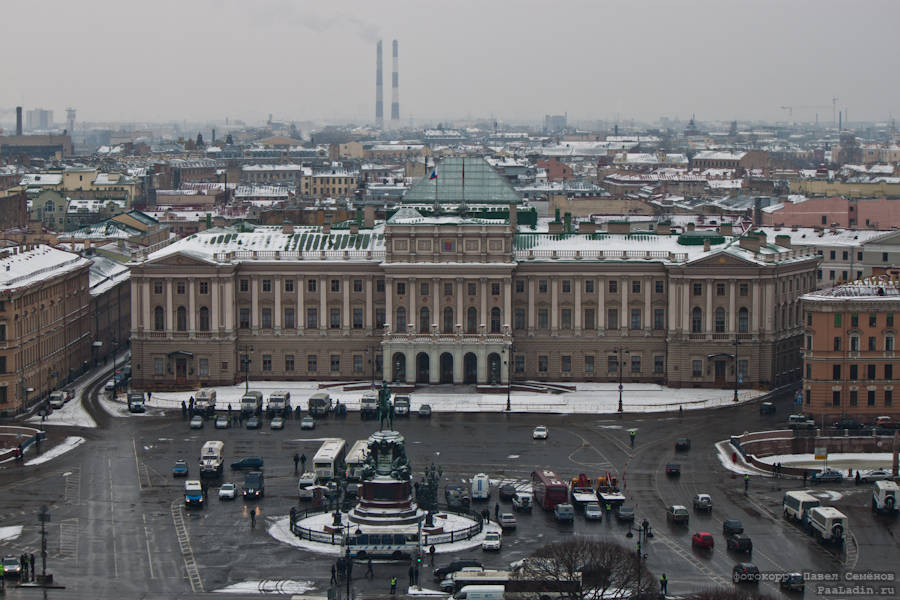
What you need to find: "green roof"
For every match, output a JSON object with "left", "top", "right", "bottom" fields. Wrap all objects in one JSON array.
[{"left": 403, "top": 157, "right": 522, "bottom": 205}]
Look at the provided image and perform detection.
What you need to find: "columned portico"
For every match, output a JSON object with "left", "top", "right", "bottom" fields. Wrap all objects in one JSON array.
[{"left": 381, "top": 329, "right": 510, "bottom": 385}]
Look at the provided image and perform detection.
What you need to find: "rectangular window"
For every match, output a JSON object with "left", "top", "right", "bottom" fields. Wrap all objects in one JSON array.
[
  {"left": 806, "top": 364, "right": 812, "bottom": 379},
  {"left": 353, "top": 354, "right": 363, "bottom": 373},
  {"left": 330, "top": 354, "right": 340, "bottom": 372},
  {"left": 562, "top": 280, "right": 571, "bottom": 293},
  {"left": 285, "top": 308, "right": 295, "bottom": 329},
  {"left": 331, "top": 279, "right": 340, "bottom": 292},
  {"left": 153, "top": 280, "right": 163, "bottom": 294},
  {"left": 239, "top": 308, "right": 250, "bottom": 329},
  {"left": 307, "top": 308, "right": 318, "bottom": 329},
  {"left": 537, "top": 308, "right": 548, "bottom": 329},
  {"left": 585, "top": 280, "right": 594, "bottom": 294},
  {"left": 888, "top": 313, "right": 894, "bottom": 327},
  {"left": 539, "top": 280, "right": 548, "bottom": 293},
  {"left": 444, "top": 283, "right": 454, "bottom": 297},
  {"left": 832, "top": 365, "right": 841, "bottom": 380},
  {"left": 653, "top": 308, "right": 665, "bottom": 330},
  {"left": 829, "top": 270, "right": 835, "bottom": 281},
  {"left": 607, "top": 308, "right": 618, "bottom": 329},
  {"left": 738, "top": 360, "right": 748, "bottom": 379},
  {"left": 514, "top": 308, "right": 526, "bottom": 330},
  {"left": 261, "top": 308, "right": 272, "bottom": 329},
  {"left": 329, "top": 308, "right": 341, "bottom": 328},
  {"left": 739, "top": 283, "right": 748, "bottom": 296},
  {"left": 376, "top": 308, "right": 385, "bottom": 328},
  {"left": 176, "top": 281, "right": 185, "bottom": 294},
  {"left": 868, "top": 336, "right": 876, "bottom": 351},
  {"left": 262, "top": 354, "right": 272, "bottom": 372},
  {"left": 851, "top": 313, "right": 859, "bottom": 327},
  {"left": 842, "top": 251, "right": 848, "bottom": 260},
  {"left": 884, "top": 252, "right": 889, "bottom": 262},
  {"left": 514, "top": 355, "right": 525, "bottom": 373},
  {"left": 0, "top": 324, "right": 5, "bottom": 341},
  {"left": 397, "top": 281, "right": 406, "bottom": 295},
  {"left": 561, "top": 309, "right": 572, "bottom": 329},
  {"left": 869, "top": 314, "right": 877, "bottom": 327},
  {"left": 867, "top": 364, "right": 876, "bottom": 379},
  {"left": 284, "top": 279, "right": 294, "bottom": 293},
  {"left": 608, "top": 280, "right": 618, "bottom": 293},
  {"left": 656, "top": 280, "right": 665, "bottom": 294},
  {"left": 285, "top": 354, "right": 294, "bottom": 372},
  {"left": 693, "top": 282, "right": 702, "bottom": 296},
  {"left": 850, "top": 364, "right": 858, "bottom": 380},
  {"left": 886, "top": 390, "right": 893, "bottom": 407},
  {"left": 849, "top": 390, "right": 858, "bottom": 406},
  {"left": 608, "top": 355, "right": 618, "bottom": 374},
  {"left": 240, "top": 279, "right": 249, "bottom": 292},
  {"left": 630, "top": 309, "right": 641, "bottom": 330},
  {"left": 352, "top": 308, "right": 364, "bottom": 329},
  {"left": 850, "top": 336, "right": 859, "bottom": 352},
  {"left": 308, "top": 279, "right": 317, "bottom": 292},
  {"left": 307, "top": 355, "right": 317, "bottom": 372},
  {"left": 491, "top": 282, "right": 501, "bottom": 296},
  {"left": 716, "top": 282, "right": 725, "bottom": 296},
  {"left": 867, "top": 390, "right": 876, "bottom": 407},
  {"left": 833, "top": 337, "right": 841, "bottom": 351},
  {"left": 468, "top": 282, "right": 477, "bottom": 296},
  {"left": 829, "top": 250, "right": 836, "bottom": 260},
  {"left": 538, "top": 355, "right": 548, "bottom": 372},
  {"left": 631, "top": 355, "right": 641, "bottom": 373},
  {"left": 654, "top": 355, "right": 664, "bottom": 374},
  {"left": 515, "top": 280, "right": 524, "bottom": 293},
  {"left": 262, "top": 279, "right": 271, "bottom": 292},
  {"left": 585, "top": 355, "right": 594, "bottom": 374},
  {"left": 199, "top": 281, "right": 209, "bottom": 294},
  {"left": 631, "top": 280, "right": 640, "bottom": 294},
  {"left": 886, "top": 365, "right": 893, "bottom": 379},
  {"left": 832, "top": 390, "right": 840, "bottom": 406},
  {"left": 376, "top": 279, "right": 385, "bottom": 293},
  {"left": 584, "top": 308, "right": 595, "bottom": 330},
  {"left": 561, "top": 355, "right": 571, "bottom": 373},
  {"left": 198, "top": 358, "right": 209, "bottom": 376},
  {"left": 807, "top": 313, "right": 812, "bottom": 326},
  {"left": 421, "top": 282, "right": 430, "bottom": 296},
  {"left": 154, "top": 357, "right": 164, "bottom": 375},
  {"left": 692, "top": 360, "right": 702, "bottom": 377},
  {"left": 353, "top": 279, "right": 363, "bottom": 293}
]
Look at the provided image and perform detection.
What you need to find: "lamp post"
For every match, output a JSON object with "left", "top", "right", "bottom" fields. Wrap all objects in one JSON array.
[
  {"left": 38, "top": 504, "right": 50, "bottom": 579},
  {"left": 504, "top": 346, "right": 513, "bottom": 412},
  {"left": 611, "top": 347, "right": 630, "bottom": 413},
  {"left": 239, "top": 345, "right": 253, "bottom": 393}
]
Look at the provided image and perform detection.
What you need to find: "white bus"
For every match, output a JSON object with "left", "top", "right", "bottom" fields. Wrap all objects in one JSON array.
[
  {"left": 345, "top": 440, "right": 369, "bottom": 481},
  {"left": 313, "top": 439, "right": 346, "bottom": 481},
  {"left": 783, "top": 491, "right": 821, "bottom": 524}
]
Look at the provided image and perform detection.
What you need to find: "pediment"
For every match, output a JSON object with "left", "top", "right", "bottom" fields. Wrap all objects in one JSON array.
[
  {"left": 145, "top": 251, "right": 216, "bottom": 268},
  {"left": 687, "top": 250, "right": 759, "bottom": 268}
]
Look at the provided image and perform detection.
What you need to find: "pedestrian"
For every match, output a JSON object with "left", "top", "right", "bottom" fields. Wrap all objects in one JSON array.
[
  {"left": 678, "top": 405, "right": 683, "bottom": 417},
  {"left": 629, "top": 430, "right": 636, "bottom": 448},
  {"left": 408, "top": 565, "right": 415, "bottom": 585},
  {"left": 429, "top": 544, "right": 436, "bottom": 566},
  {"left": 390, "top": 576, "right": 397, "bottom": 594},
  {"left": 802, "top": 471, "right": 807, "bottom": 486},
  {"left": 855, "top": 470, "right": 861, "bottom": 485},
  {"left": 366, "top": 557, "right": 374, "bottom": 579},
  {"left": 744, "top": 474, "right": 749, "bottom": 492},
  {"left": 20, "top": 554, "right": 27, "bottom": 582},
  {"left": 660, "top": 573, "right": 668, "bottom": 595},
  {"left": 331, "top": 564, "right": 337, "bottom": 585},
  {"left": 0, "top": 560, "right": 4, "bottom": 589},
  {"left": 293, "top": 453, "right": 300, "bottom": 475},
  {"left": 29, "top": 553, "right": 34, "bottom": 580},
  {"left": 17, "top": 444, "right": 23, "bottom": 460},
  {"left": 250, "top": 507, "right": 257, "bottom": 529},
  {"left": 494, "top": 502, "right": 500, "bottom": 520},
  {"left": 642, "top": 519, "right": 649, "bottom": 536},
  {"left": 147, "top": 391, "right": 151, "bottom": 403},
  {"left": 300, "top": 453, "right": 307, "bottom": 472},
  {"left": 848, "top": 467, "right": 853, "bottom": 478},
  {"left": 181, "top": 400, "right": 187, "bottom": 418}
]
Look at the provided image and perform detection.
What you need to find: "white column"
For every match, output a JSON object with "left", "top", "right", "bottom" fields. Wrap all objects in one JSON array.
[
  {"left": 433, "top": 278, "right": 440, "bottom": 330},
  {"left": 188, "top": 279, "right": 196, "bottom": 332},
  {"left": 365, "top": 278, "right": 373, "bottom": 331},
  {"left": 342, "top": 277, "right": 350, "bottom": 331},
  {"left": 550, "top": 278, "right": 559, "bottom": 332},
  {"left": 385, "top": 277, "right": 393, "bottom": 331},
  {"left": 274, "top": 279, "right": 282, "bottom": 330},
  {"left": 574, "top": 278, "right": 582, "bottom": 333},
  {"left": 644, "top": 276, "right": 651, "bottom": 331},
  {"left": 705, "top": 280, "right": 713, "bottom": 333},
  {"left": 456, "top": 278, "right": 463, "bottom": 331},
  {"left": 298, "top": 280, "right": 305, "bottom": 333},
  {"left": 682, "top": 280, "right": 690, "bottom": 333},
  {"left": 429, "top": 349, "right": 439, "bottom": 383},
  {"left": 480, "top": 278, "right": 487, "bottom": 330},
  {"left": 251, "top": 277, "right": 259, "bottom": 330},
  {"left": 409, "top": 278, "right": 416, "bottom": 332},
  {"left": 319, "top": 278, "right": 327, "bottom": 330},
  {"left": 527, "top": 278, "right": 535, "bottom": 332},
  {"left": 668, "top": 279, "right": 679, "bottom": 333},
  {"left": 211, "top": 279, "right": 219, "bottom": 332},
  {"left": 728, "top": 280, "right": 736, "bottom": 333},
  {"left": 405, "top": 351, "right": 414, "bottom": 384},
  {"left": 598, "top": 277, "right": 605, "bottom": 333},
  {"left": 131, "top": 279, "right": 140, "bottom": 332},
  {"left": 476, "top": 347, "right": 487, "bottom": 383},
  {"left": 504, "top": 280, "right": 512, "bottom": 330},
  {"left": 165, "top": 280, "right": 173, "bottom": 331},
  {"left": 621, "top": 277, "right": 628, "bottom": 332},
  {"left": 453, "top": 349, "right": 463, "bottom": 383},
  {"left": 224, "top": 280, "right": 235, "bottom": 331},
  {"left": 141, "top": 280, "right": 150, "bottom": 331}
]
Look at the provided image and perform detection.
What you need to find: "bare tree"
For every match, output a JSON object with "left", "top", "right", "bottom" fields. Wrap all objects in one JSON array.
[{"left": 517, "top": 538, "right": 657, "bottom": 600}]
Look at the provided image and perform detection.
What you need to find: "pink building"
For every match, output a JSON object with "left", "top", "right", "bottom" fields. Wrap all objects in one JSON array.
[{"left": 761, "top": 195, "right": 900, "bottom": 229}]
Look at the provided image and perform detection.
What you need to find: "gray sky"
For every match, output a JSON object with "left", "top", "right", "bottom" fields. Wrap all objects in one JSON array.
[{"left": 3, "top": 0, "right": 899, "bottom": 126}]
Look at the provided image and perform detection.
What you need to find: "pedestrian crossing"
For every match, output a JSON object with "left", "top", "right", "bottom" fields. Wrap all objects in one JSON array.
[
  {"left": 64, "top": 468, "right": 81, "bottom": 503},
  {"left": 170, "top": 500, "right": 204, "bottom": 592},
  {"left": 58, "top": 517, "right": 79, "bottom": 563}
]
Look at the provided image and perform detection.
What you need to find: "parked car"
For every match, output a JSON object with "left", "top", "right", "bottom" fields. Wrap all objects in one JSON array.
[
  {"left": 245, "top": 416, "right": 261, "bottom": 429},
  {"left": 810, "top": 469, "right": 844, "bottom": 484},
  {"left": 780, "top": 572, "right": 805, "bottom": 592},
  {"left": 511, "top": 492, "right": 533, "bottom": 512},
  {"left": 230, "top": 457, "right": 264, "bottom": 470},
  {"left": 723, "top": 519, "right": 744, "bottom": 535},
  {"left": 433, "top": 560, "right": 482, "bottom": 582},
  {"left": 218, "top": 482, "right": 237, "bottom": 500},
  {"left": 675, "top": 438, "right": 691, "bottom": 451},
  {"left": 214, "top": 415, "right": 229, "bottom": 429},
  {"left": 418, "top": 404, "right": 432, "bottom": 417},
  {"left": 270, "top": 416, "right": 284, "bottom": 430},
  {"left": 498, "top": 484, "right": 517, "bottom": 501},
  {"left": 499, "top": 513, "right": 517, "bottom": 529},
  {"left": 189, "top": 415, "right": 204, "bottom": 429},
  {"left": 481, "top": 531, "right": 502, "bottom": 551},
  {"left": 584, "top": 502, "right": 604, "bottom": 521},
  {"left": 3, "top": 555, "right": 22, "bottom": 576},
  {"left": 833, "top": 417, "right": 863, "bottom": 430},
  {"left": 616, "top": 505, "right": 635, "bottom": 522},
  {"left": 554, "top": 503, "right": 575, "bottom": 522},
  {"left": 732, "top": 563, "right": 760, "bottom": 585},
  {"left": 726, "top": 534, "right": 753, "bottom": 554},
  {"left": 445, "top": 484, "right": 471, "bottom": 510},
  {"left": 666, "top": 505, "right": 689, "bottom": 524},
  {"left": 172, "top": 459, "right": 189, "bottom": 477},
  {"left": 860, "top": 469, "right": 892, "bottom": 483},
  {"left": 691, "top": 532, "right": 714, "bottom": 549},
  {"left": 104, "top": 379, "right": 116, "bottom": 391},
  {"left": 393, "top": 395, "right": 411, "bottom": 417},
  {"left": 300, "top": 416, "right": 316, "bottom": 430},
  {"left": 693, "top": 493, "right": 713, "bottom": 512},
  {"left": 532, "top": 426, "right": 549, "bottom": 440},
  {"left": 759, "top": 401, "right": 776, "bottom": 415},
  {"left": 665, "top": 463, "right": 681, "bottom": 476}
]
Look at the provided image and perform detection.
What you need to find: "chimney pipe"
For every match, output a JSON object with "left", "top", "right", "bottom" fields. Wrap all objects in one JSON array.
[
  {"left": 391, "top": 40, "right": 399, "bottom": 123},
  {"left": 375, "top": 41, "right": 384, "bottom": 128},
  {"left": 16, "top": 106, "right": 22, "bottom": 136}
]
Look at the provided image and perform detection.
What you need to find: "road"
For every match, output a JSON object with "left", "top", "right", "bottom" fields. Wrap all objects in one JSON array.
[{"left": 0, "top": 380, "right": 896, "bottom": 599}]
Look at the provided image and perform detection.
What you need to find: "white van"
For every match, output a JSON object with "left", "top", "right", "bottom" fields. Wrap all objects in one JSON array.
[
  {"left": 454, "top": 585, "right": 505, "bottom": 600},
  {"left": 195, "top": 389, "right": 217, "bottom": 411},
  {"left": 200, "top": 440, "right": 225, "bottom": 476},
  {"left": 808, "top": 506, "right": 847, "bottom": 542},
  {"left": 49, "top": 391, "right": 67, "bottom": 409},
  {"left": 297, "top": 472, "right": 318, "bottom": 500},
  {"left": 471, "top": 473, "right": 490, "bottom": 501},
  {"left": 872, "top": 480, "right": 899, "bottom": 514},
  {"left": 783, "top": 491, "right": 821, "bottom": 524}
]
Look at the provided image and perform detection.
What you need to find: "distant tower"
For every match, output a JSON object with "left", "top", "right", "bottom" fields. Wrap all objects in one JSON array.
[
  {"left": 391, "top": 40, "right": 400, "bottom": 124},
  {"left": 15, "top": 106, "right": 22, "bottom": 136},
  {"left": 375, "top": 41, "right": 384, "bottom": 129},
  {"left": 66, "top": 108, "right": 76, "bottom": 134}
]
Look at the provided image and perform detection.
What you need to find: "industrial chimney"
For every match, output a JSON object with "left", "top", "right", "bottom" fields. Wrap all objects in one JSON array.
[
  {"left": 15, "top": 106, "right": 22, "bottom": 136},
  {"left": 375, "top": 41, "right": 384, "bottom": 129},
  {"left": 391, "top": 40, "right": 400, "bottom": 124}
]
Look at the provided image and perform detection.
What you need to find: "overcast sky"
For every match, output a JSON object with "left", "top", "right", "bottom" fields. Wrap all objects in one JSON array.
[{"left": 3, "top": 0, "right": 899, "bottom": 127}]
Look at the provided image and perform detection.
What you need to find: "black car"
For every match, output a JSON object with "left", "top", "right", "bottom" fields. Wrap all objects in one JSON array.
[
  {"left": 833, "top": 417, "right": 863, "bottom": 430},
  {"left": 759, "top": 402, "right": 776, "bottom": 415},
  {"left": 723, "top": 519, "right": 744, "bottom": 536},
  {"left": 242, "top": 471, "right": 264, "bottom": 499},
  {"left": 665, "top": 463, "right": 681, "bottom": 476},
  {"left": 732, "top": 563, "right": 760, "bottom": 585},
  {"left": 675, "top": 438, "right": 691, "bottom": 451},
  {"left": 444, "top": 484, "right": 471, "bottom": 510},
  {"left": 433, "top": 559, "right": 482, "bottom": 582},
  {"left": 230, "top": 456, "right": 264, "bottom": 470},
  {"left": 615, "top": 505, "right": 635, "bottom": 522},
  {"left": 498, "top": 483, "right": 517, "bottom": 501},
  {"left": 726, "top": 534, "right": 753, "bottom": 553}
]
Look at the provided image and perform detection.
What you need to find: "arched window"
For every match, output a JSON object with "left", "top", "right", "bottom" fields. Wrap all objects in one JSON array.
[
  {"left": 396, "top": 307, "right": 407, "bottom": 330},
  {"left": 691, "top": 307, "right": 703, "bottom": 333},
  {"left": 154, "top": 306, "right": 164, "bottom": 331},
  {"left": 176, "top": 306, "right": 187, "bottom": 331},
  {"left": 443, "top": 306, "right": 454, "bottom": 334},
  {"left": 714, "top": 307, "right": 726, "bottom": 333},
  {"left": 490, "top": 307, "right": 501, "bottom": 333},
  {"left": 419, "top": 306, "right": 430, "bottom": 333},
  {"left": 199, "top": 306, "right": 210, "bottom": 331},
  {"left": 467, "top": 307, "right": 478, "bottom": 334},
  {"left": 738, "top": 307, "right": 749, "bottom": 333}
]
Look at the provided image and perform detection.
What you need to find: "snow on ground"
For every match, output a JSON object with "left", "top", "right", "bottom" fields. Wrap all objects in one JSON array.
[
  {"left": 407, "top": 586, "right": 446, "bottom": 596},
  {"left": 26, "top": 395, "right": 95, "bottom": 428},
  {"left": 213, "top": 579, "right": 316, "bottom": 594},
  {"left": 758, "top": 453, "right": 895, "bottom": 469},
  {"left": 267, "top": 516, "right": 345, "bottom": 556},
  {"left": 25, "top": 436, "right": 85, "bottom": 466},
  {"left": 151, "top": 380, "right": 763, "bottom": 415},
  {"left": 0, "top": 525, "right": 23, "bottom": 541},
  {"left": 714, "top": 440, "right": 769, "bottom": 476}
]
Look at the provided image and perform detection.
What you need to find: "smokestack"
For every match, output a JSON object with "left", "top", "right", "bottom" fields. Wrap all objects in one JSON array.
[
  {"left": 391, "top": 40, "right": 399, "bottom": 123},
  {"left": 375, "top": 40, "right": 384, "bottom": 128},
  {"left": 15, "top": 107, "right": 22, "bottom": 136}
]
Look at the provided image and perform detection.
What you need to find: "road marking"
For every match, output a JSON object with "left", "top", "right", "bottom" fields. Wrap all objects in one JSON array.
[
  {"left": 563, "top": 428, "right": 615, "bottom": 473},
  {"left": 143, "top": 513, "right": 155, "bottom": 579},
  {"left": 108, "top": 456, "right": 118, "bottom": 578},
  {"left": 171, "top": 499, "right": 204, "bottom": 592},
  {"left": 64, "top": 468, "right": 81, "bottom": 503},
  {"left": 58, "top": 518, "right": 79, "bottom": 564}
]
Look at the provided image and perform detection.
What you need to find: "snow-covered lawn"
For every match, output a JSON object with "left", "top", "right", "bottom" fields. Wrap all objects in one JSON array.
[
  {"left": 759, "top": 452, "right": 895, "bottom": 470},
  {"left": 0, "top": 525, "right": 23, "bottom": 541},
  {"left": 25, "top": 436, "right": 85, "bottom": 466},
  {"left": 213, "top": 580, "right": 315, "bottom": 594}
]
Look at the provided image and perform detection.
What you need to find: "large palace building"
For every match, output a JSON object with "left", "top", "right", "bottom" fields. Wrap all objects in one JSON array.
[{"left": 130, "top": 158, "right": 818, "bottom": 392}]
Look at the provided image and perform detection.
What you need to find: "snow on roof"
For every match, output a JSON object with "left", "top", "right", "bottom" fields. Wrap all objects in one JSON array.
[
  {"left": 89, "top": 255, "right": 130, "bottom": 297},
  {"left": 802, "top": 277, "right": 900, "bottom": 301},
  {"left": 241, "top": 164, "right": 305, "bottom": 172},
  {"left": 0, "top": 245, "right": 91, "bottom": 292},
  {"left": 93, "top": 173, "right": 130, "bottom": 185},
  {"left": 19, "top": 173, "right": 62, "bottom": 186},
  {"left": 755, "top": 226, "right": 893, "bottom": 247},
  {"left": 234, "top": 185, "right": 291, "bottom": 198},
  {"left": 693, "top": 151, "right": 747, "bottom": 161}
]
